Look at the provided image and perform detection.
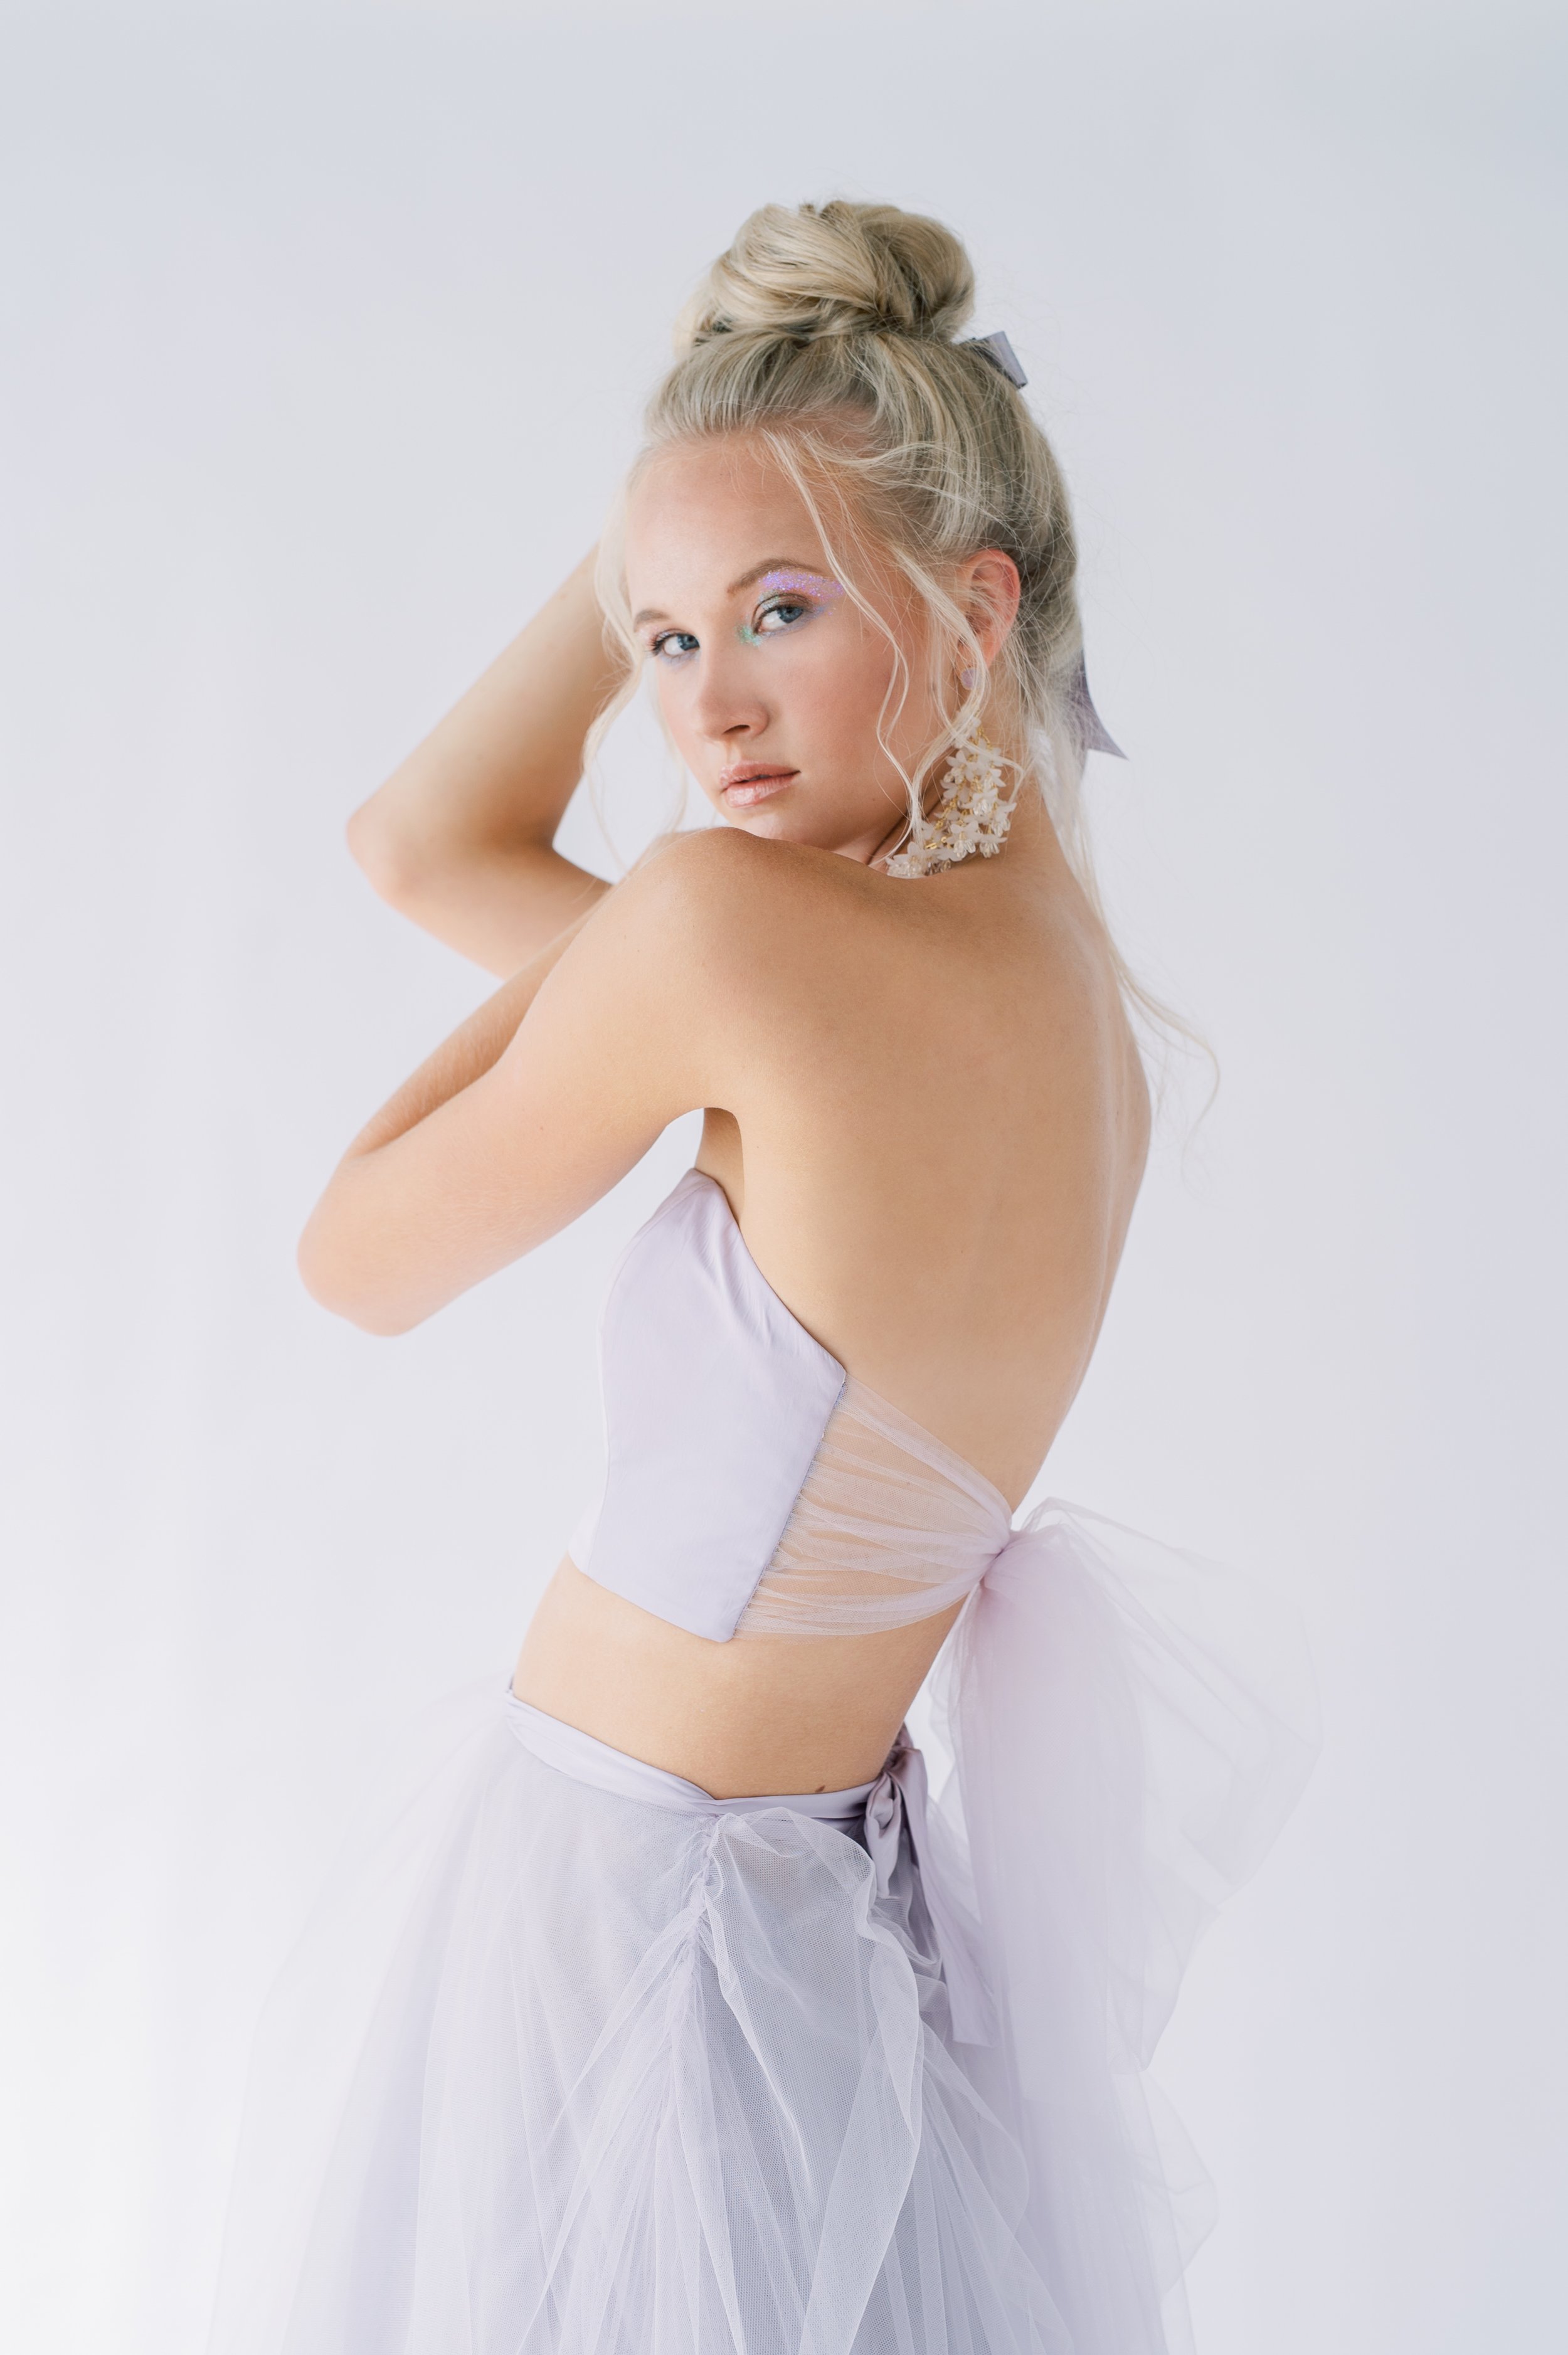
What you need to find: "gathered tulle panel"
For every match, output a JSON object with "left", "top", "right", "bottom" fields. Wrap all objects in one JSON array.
[{"left": 734, "top": 1380, "right": 1010, "bottom": 1639}]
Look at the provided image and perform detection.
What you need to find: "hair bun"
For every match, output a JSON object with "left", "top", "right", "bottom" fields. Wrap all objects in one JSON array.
[{"left": 677, "top": 200, "right": 976, "bottom": 351}]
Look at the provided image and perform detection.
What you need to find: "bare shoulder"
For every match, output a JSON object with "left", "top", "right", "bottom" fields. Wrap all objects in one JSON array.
[
  {"left": 517, "top": 828, "right": 869, "bottom": 1124},
  {"left": 632, "top": 823, "right": 871, "bottom": 913},
  {"left": 599, "top": 826, "right": 879, "bottom": 986}
]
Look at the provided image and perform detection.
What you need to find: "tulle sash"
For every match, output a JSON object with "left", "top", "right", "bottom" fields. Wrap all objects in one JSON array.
[{"left": 924, "top": 1501, "right": 1320, "bottom": 2354}]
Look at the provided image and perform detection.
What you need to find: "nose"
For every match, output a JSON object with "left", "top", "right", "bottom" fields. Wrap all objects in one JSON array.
[{"left": 685, "top": 641, "right": 769, "bottom": 745}]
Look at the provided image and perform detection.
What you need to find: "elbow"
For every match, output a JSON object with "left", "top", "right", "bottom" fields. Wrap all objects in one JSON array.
[
  {"left": 295, "top": 1210, "right": 423, "bottom": 1338},
  {"left": 345, "top": 795, "right": 421, "bottom": 913}
]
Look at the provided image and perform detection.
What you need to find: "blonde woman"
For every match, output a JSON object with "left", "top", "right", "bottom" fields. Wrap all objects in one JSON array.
[{"left": 209, "top": 202, "right": 1312, "bottom": 2355}]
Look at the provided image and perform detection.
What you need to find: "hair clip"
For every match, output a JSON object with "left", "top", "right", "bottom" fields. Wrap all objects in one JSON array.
[{"left": 960, "top": 331, "right": 1028, "bottom": 389}]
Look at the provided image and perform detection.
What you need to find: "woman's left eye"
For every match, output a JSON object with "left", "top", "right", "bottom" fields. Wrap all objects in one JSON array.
[{"left": 752, "top": 598, "right": 812, "bottom": 635}]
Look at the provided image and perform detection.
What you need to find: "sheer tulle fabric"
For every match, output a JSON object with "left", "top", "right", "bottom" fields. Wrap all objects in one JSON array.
[
  {"left": 206, "top": 1699, "right": 1066, "bottom": 2355},
  {"left": 736, "top": 1379, "right": 1010, "bottom": 1638},
  {"left": 206, "top": 1507, "right": 1314, "bottom": 2355},
  {"left": 938, "top": 1508, "right": 1318, "bottom": 2353}
]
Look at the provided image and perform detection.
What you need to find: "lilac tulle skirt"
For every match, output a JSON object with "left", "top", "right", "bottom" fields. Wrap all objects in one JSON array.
[{"left": 205, "top": 1506, "right": 1315, "bottom": 2355}]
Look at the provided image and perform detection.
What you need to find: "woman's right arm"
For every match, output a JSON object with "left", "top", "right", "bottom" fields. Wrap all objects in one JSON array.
[{"left": 347, "top": 549, "right": 629, "bottom": 976}]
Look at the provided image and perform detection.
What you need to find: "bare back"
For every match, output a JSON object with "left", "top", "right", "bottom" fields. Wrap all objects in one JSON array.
[{"left": 513, "top": 790, "right": 1149, "bottom": 1794}]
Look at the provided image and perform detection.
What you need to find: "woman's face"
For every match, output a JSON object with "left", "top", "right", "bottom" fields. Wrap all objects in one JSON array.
[{"left": 622, "top": 435, "right": 971, "bottom": 863}]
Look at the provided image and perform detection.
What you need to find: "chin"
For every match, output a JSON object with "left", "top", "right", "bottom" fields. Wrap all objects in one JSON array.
[
  {"left": 716, "top": 796, "right": 801, "bottom": 840},
  {"left": 709, "top": 786, "right": 872, "bottom": 858},
  {"left": 734, "top": 811, "right": 838, "bottom": 852}
]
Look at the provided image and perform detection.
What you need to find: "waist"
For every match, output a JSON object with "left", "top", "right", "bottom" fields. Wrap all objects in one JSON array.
[
  {"left": 506, "top": 1695, "right": 883, "bottom": 1825},
  {"left": 512, "top": 1554, "right": 965, "bottom": 1798},
  {"left": 506, "top": 1682, "right": 999, "bottom": 2048}
]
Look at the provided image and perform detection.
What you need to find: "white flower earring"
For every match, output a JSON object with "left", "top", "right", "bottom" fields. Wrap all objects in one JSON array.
[{"left": 882, "top": 689, "right": 1019, "bottom": 879}]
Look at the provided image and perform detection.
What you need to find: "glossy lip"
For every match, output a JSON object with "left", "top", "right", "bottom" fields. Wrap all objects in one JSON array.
[{"left": 718, "top": 761, "right": 798, "bottom": 806}]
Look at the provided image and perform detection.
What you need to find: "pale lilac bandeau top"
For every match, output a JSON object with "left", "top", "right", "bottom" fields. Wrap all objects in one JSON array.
[{"left": 569, "top": 1170, "right": 1015, "bottom": 1643}]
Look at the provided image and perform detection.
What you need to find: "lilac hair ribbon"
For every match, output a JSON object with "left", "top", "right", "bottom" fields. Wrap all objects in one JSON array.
[
  {"left": 1067, "top": 653, "right": 1125, "bottom": 759},
  {"left": 960, "top": 330, "right": 1028, "bottom": 388}
]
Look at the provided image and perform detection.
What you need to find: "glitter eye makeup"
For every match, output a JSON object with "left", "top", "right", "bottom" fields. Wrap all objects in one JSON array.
[
  {"left": 738, "top": 569, "right": 846, "bottom": 647},
  {"left": 760, "top": 568, "right": 845, "bottom": 600}
]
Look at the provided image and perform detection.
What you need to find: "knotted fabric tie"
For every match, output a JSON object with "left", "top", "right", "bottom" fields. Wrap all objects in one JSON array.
[{"left": 862, "top": 1724, "right": 994, "bottom": 2046}]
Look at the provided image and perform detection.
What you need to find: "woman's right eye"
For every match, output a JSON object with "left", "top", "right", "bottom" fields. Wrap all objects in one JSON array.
[{"left": 650, "top": 630, "right": 700, "bottom": 663}]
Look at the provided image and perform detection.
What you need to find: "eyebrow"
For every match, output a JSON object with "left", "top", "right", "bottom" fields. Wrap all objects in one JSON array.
[
  {"left": 631, "top": 558, "right": 830, "bottom": 631},
  {"left": 727, "top": 556, "right": 829, "bottom": 594}
]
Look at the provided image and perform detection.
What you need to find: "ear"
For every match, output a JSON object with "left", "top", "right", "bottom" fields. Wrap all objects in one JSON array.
[{"left": 956, "top": 549, "right": 1022, "bottom": 667}]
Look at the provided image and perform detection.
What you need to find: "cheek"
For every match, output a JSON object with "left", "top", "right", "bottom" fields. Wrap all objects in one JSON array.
[
  {"left": 797, "top": 626, "right": 898, "bottom": 738},
  {"left": 650, "top": 665, "right": 697, "bottom": 751}
]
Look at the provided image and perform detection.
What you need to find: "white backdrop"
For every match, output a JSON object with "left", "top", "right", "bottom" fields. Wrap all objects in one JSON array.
[{"left": 3, "top": 4, "right": 1564, "bottom": 2351}]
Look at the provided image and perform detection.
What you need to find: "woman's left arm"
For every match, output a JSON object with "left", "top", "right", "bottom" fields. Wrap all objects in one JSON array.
[
  {"left": 297, "top": 830, "right": 758, "bottom": 1335},
  {"left": 328, "top": 914, "right": 591, "bottom": 1168}
]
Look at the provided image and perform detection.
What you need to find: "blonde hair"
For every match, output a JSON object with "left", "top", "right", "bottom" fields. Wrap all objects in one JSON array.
[{"left": 592, "top": 198, "right": 1182, "bottom": 1055}]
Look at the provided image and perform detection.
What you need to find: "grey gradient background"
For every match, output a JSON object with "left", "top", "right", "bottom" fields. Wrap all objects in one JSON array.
[{"left": 2, "top": 4, "right": 1564, "bottom": 2349}]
